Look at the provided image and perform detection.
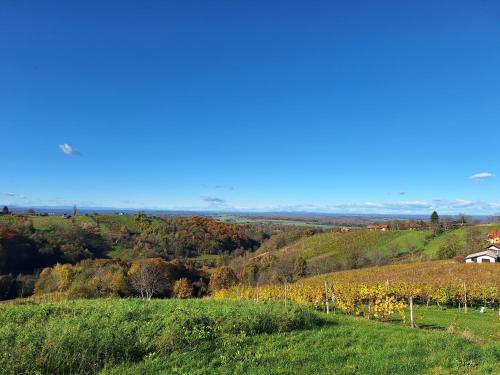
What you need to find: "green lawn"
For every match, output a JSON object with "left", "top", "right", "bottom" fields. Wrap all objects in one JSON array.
[{"left": 0, "top": 299, "right": 497, "bottom": 375}]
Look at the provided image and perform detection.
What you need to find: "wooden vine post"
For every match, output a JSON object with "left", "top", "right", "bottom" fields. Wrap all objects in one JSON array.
[
  {"left": 409, "top": 296, "right": 416, "bottom": 329},
  {"left": 324, "top": 281, "right": 330, "bottom": 314},
  {"left": 463, "top": 281, "right": 468, "bottom": 313}
]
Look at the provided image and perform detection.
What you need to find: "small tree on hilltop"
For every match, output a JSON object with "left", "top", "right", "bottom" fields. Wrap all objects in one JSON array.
[
  {"left": 430, "top": 211, "right": 441, "bottom": 234},
  {"left": 173, "top": 277, "right": 193, "bottom": 298},
  {"left": 1, "top": 206, "right": 9, "bottom": 215},
  {"left": 209, "top": 266, "right": 238, "bottom": 291},
  {"left": 430, "top": 211, "right": 439, "bottom": 225}
]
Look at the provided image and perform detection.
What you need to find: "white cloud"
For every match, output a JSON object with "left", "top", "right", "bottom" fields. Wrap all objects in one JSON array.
[
  {"left": 470, "top": 172, "right": 494, "bottom": 181},
  {"left": 59, "top": 143, "right": 80, "bottom": 155},
  {"left": 3, "top": 192, "right": 16, "bottom": 196}
]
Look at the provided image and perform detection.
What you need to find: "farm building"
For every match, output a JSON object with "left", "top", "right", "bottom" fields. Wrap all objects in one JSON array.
[
  {"left": 367, "top": 225, "right": 389, "bottom": 231},
  {"left": 465, "top": 244, "right": 500, "bottom": 263},
  {"left": 487, "top": 229, "right": 500, "bottom": 244}
]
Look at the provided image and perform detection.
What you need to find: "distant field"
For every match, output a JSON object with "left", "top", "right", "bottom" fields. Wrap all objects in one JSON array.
[
  {"left": 94, "top": 214, "right": 140, "bottom": 235},
  {"left": 0, "top": 214, "right": 96, "bottom": 230},
  {"left": 0, "top": 213, "right": 143, "bottom": 234},
  {"left": 214, "top": 215, "right": 336, "bottom": 228}
]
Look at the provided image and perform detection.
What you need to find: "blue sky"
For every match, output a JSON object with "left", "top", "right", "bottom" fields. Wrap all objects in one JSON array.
[{"left": 1, "top": 0, "right": 500, "bottom": 214}]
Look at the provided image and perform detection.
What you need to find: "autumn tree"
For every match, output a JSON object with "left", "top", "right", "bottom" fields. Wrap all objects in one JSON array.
[
  {"left": 209, "top": 266, "right": 238, "bottom": 291},
  {"left": 173, "top": 277, "right": 193, "bottom": 298}
]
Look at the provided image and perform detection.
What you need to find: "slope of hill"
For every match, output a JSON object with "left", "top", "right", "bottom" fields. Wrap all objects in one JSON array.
[
  {"left": 0, "top": 299, "right": 497, "bottom": 374},
  {"left": 423, "top": 224, "right": 500, "bottom": 257},
  {"left": 264, "top": 229, "right": 433, "bottom": 275}
]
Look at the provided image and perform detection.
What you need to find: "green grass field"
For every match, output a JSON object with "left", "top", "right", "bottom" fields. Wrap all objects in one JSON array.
[{"left": 0, "top": 299, "right": 498, "bottom": 374}]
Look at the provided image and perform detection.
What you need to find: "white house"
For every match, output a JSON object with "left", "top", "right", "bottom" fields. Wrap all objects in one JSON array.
[{"left": 465, "top": 244, "right": 500, "bottom": 263}]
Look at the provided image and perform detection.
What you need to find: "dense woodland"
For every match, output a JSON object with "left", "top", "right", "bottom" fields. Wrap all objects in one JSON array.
[{"left": 0, "top": 210, "right": 317, "bottom": 300}]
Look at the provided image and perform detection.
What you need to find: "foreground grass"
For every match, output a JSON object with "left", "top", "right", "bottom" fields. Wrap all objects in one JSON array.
[
  {"left": 0, "top": 299, "right": 498, "bottom": 374},
  {"left": 102, "top": 309, "right": 499, "bottom": 375},
  {"left": 397, "top": 305, "right": 500, "bottom": 343}
]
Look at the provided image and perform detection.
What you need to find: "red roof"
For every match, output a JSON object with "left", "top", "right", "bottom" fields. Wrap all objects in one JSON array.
[{"left": 488, "top": 229, "right": 500, "bottom": 239}]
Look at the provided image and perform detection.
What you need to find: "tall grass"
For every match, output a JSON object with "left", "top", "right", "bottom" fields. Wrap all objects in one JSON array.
[{"left": 0, "top": 299, "right": 320, "bottom": 374}]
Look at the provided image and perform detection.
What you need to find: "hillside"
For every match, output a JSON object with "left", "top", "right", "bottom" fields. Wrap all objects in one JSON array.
[
  {"left": 0, "top": 299, "right": 498, "bottom": 374},
  {"left": 258, "top": 225, "right": 497, "bottom": 276}
]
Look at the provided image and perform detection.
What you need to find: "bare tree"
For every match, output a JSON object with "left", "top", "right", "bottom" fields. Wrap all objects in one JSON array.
[
  {"left": 130, "top": 262, "right": 164, "bottom": 300},
  {"left": 369, "top": 248, "right": 390, "bottom": 267},
  {"left": 465, "top": 226, "right": 485, "bottom": 254}
]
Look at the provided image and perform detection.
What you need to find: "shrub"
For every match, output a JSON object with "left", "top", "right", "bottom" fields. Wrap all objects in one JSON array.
[
  {"left": 34, "top": 260, "right": 130, "bottom": 298},
  {"left": 209, "top": 266, "right": 238, "bottom": 291}
]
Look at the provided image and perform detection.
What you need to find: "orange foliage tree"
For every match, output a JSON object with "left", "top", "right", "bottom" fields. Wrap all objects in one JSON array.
[
  {"left": 209, "top": 266, "right": 238, "bottom": 291},
  {"left": 173, "top": 277, "right": 193, "bottom": 298}
]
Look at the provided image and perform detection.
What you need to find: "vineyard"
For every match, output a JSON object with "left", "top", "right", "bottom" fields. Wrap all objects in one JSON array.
[{"left": 214, "top": 260, "right": 500, "bottom": 321}]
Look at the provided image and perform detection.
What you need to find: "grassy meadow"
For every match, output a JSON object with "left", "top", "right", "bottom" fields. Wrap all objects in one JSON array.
[{"left": 0, "top": 298, "right": 498, "bottom": 374}]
